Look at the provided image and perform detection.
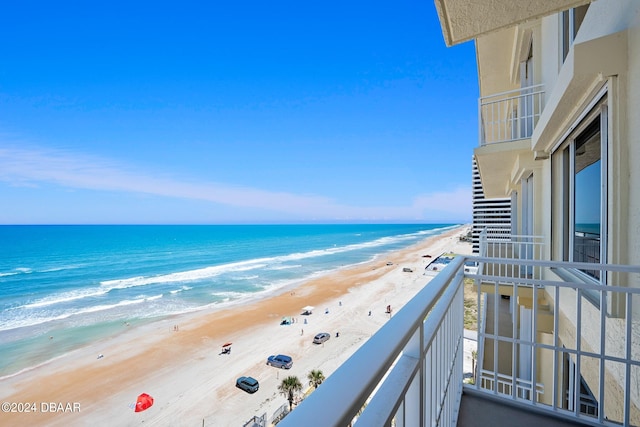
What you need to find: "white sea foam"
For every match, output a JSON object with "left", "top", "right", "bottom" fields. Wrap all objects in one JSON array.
[
  {"left": 169, "top": 286, "right": 192, "bottom": 294},
  {"left": 277, "top": 230, "right": 432, "bottom": 260},
  {"left": 0, "top": 272, "right": 18, "bottom": 277},
  {"left": 18, "top": 288, "right": 109, "bottom": 310},
  {"left": 1, "top": 295, "right": 166, "bottom": 331},
  {"left": 99, "top": 261, "right": 270, "bottom": 290},
  {"left": 40, "top": 265, "right": 81, "bottom": 273},
  {"left": 267, "top": 264, "right": 302, "bottom": 271},
  {"left": 210, "top": 290, "right": 249, "bottom": 301},
  {"left": 230, "top": 274, "right": 260, "bottom": 281}
]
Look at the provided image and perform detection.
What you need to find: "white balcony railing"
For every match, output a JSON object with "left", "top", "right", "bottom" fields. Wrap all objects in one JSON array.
[
  {"left": 470, "top": 257, "right": 640, "bottom": 426},
  {"left": 478, "top": 369, "right": 544, "bottom": 401},
  {"left": 479, "top": 84, "right": 545, "bottom": 145},
  {"left": 479, "top": 229, "right": 545, "bottom": 281},
  {"left": 278, "top": 253, "right": 640, "bottom": 427},
  {"left": 280, "top": 257, "right": 467, "bottom": 427}
]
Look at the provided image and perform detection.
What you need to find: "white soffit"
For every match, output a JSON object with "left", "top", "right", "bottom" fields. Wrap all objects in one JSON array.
[
  {"left": 474, "top": 140, "right": 530, "bottom": 199},
  {"left": 434, "top": 0, "right": 591, "bottom": 46}
]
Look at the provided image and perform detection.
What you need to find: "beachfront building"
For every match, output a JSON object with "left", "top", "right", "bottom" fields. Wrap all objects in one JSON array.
[
  {"left": 471, "top": 155, "right": 512, "bottom": 253},
  {"left": 280, "top": 1, "right": 640, "bottom": 426},
  {"left": 468, "top": 0, "right": 640, "bottom": 424}
]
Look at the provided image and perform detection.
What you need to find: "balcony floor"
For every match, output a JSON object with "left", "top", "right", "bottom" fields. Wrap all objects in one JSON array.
[{"left": 457, "top": 391, "right": 593, "bottom": 427}]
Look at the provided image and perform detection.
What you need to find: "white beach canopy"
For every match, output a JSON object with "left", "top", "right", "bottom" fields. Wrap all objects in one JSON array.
[{"left": 301, "top": 306, "right": 314, "bottom": 313}]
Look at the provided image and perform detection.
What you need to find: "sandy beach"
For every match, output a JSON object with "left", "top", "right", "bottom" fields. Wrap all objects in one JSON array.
[{"left": 0, "top": 225, "right": 472, "bottom": 427}]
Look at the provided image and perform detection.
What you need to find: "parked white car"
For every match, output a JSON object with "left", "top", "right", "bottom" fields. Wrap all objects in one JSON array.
[{"left": 313, "top": 332, "right": 330, "bottom": 344}]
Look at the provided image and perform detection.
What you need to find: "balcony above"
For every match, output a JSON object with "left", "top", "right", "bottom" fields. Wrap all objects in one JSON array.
[
  {"left": 479, "top": 85, "right": 544, "bottom": 147},
  {"left": 475, "top": 85, "right": 544, "bottom": 198}
]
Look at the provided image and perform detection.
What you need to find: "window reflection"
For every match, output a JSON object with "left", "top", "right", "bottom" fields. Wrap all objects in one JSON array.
[
  {"left": 562, "top": 5, "right": 589, "bottom": 62},
  {"left": 574, "top": 122, "right": 601, "bottom": 276}
]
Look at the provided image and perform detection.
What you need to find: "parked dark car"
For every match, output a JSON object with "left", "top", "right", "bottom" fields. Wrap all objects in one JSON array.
[
  {"left": 313, "top": 332, "right": 331, "bottom": 344},
  {"left": 267, "top": 354, "right": 293, "bottom": 369},
  {"left": 236, "top": 376, "right": 259, "bottom": 393}
]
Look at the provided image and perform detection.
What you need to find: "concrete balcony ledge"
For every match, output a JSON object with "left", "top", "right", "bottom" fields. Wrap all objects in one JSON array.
[
  {"left": 474, "top": 139, "right": 534, "bottom": 198},
  {"left": 458, "top": 389, "right": 593, "bottom": 427},
  {"left": 434, "top": 0, "right": 591, "bottom": 46}
]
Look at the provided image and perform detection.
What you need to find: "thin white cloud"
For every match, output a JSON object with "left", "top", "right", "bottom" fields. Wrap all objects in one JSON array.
[
  {"left": 0, "top": 146, "right": 333, "bottom": 213},
  {"left": 411, "top": 187, "right": 472, "bottom": 217},
  {"left": 0, "top": 146, "right": 471, "bottom": 221},
  {"left": 336, "top": 187, "right": 472, "bottom": 222}
]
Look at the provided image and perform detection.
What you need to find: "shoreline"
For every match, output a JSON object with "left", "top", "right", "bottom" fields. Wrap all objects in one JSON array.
[
  {"left": 1, "top": 225, "right": 472, "bottom": 426},
  {"left": 0, "top": 224, "right": 460, "bottom": 378}
]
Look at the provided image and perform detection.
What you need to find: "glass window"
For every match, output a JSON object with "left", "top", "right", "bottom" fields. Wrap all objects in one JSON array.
[
  {"left": 551, "top": 95, "right": 608, "bottom": 283},
  {"left": 557, "top": 109, "right": 605, "bottom": 281},
  {"left": 561, "top": 4, "right": 590, "bottom": 62},
  {"left": 573, "top": 121, "right": 601, "bottom": 275}
]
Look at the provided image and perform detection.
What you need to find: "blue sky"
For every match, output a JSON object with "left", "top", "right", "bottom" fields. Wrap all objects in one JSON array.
[{"left": 0, "top": 1, "right": 477, "bottom": 224}]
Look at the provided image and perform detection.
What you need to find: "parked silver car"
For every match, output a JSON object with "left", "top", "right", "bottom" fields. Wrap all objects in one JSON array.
[
  {"left": 267, "top": 354, "right": 293, "bottom": 369},
  {"left": 313, "top": 332, "right": 330, "bottom": 344},
  {"left": 236, "top": 376, "right": 259, "bottom": 393}
]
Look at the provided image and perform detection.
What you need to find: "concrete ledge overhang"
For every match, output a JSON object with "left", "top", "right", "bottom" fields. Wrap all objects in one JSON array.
[
  {"left": 474, "top": 139, "right": 532, "bottom": 198},
  {"left": 434, "top": 0, "right": 591, "bottom": 46}
]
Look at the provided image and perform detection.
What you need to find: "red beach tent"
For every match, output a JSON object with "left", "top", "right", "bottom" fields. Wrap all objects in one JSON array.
[{"left": 135, "top": 393, "right": 154, "bottom": 412}]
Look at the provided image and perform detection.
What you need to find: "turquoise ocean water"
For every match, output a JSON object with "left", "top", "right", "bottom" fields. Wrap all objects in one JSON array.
[{"left": 0, "top": 224, "right": 457, "bottom": 377}]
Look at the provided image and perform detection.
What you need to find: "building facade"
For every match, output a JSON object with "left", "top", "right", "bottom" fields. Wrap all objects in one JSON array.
[
  {"left": 436, "top": 0, "right": 640, "bottom": 423},
  {"left": 471, "top": 155, "right": 512, "bottom": 253}
]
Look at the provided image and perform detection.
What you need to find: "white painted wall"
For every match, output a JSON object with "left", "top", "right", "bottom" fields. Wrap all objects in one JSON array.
[{"left": 539, "top": 15, "right": 561, "bottom": 103}]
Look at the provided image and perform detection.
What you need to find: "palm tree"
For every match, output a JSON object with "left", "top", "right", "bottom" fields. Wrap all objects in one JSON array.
[
  {"left": 307, "top": 369, "right": 325, "bottom": 389},
  {"left": 278, "top": 375, "right": 302, "bottom": 412}
]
